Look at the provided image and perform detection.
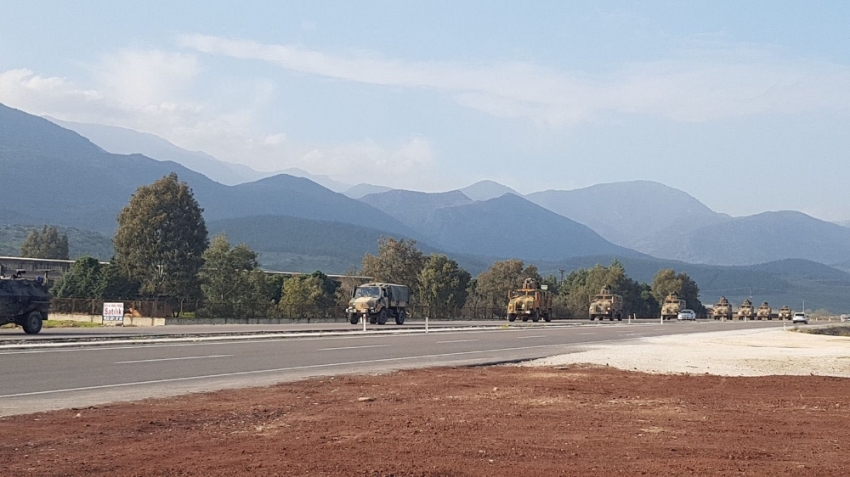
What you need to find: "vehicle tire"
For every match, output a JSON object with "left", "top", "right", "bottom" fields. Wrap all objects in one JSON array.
[
  {"left": 395, "top": 309, "right": 406, "bottom": 325},
  {"left": 543, "top": 313, "right": 551, "bottom": 323},
  {"left": 589, "top": 315, "right": 595, "bottom": 321},
  {"left": 508, "top": 314, "right": 517, "bottom": 322},
  {"left": 377, "top": 309, "right": 388, "bottom": 325},
  {"left": 531, "top": 310, "right": 539, "bottom": 322},
  {"left": 22, "top": 311, "right": 43, "bottom": 335},
  {"left": 369, "top": 315, "right": 377, "bottom": 325},
  {"left": 349, "top": 313, "right": 359, "bottom": 325},
  {"left": 617, "top": 313, "right": 622, "bottom": 321},
  {"left": 521, "top": 315, "right": 528, "bottom": 322}
]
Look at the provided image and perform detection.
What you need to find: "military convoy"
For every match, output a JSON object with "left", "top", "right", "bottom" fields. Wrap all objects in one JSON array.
[
  {"left": 346, "top": 283, "right": 409, "bottom": 325},
  {"left": 507, "top": 278, "right": 553, "bottom": 322},
  {"left": 589, "top": 287, "right": 624, "bottom": 321},
  {"left": 661, "top": 292, "right": 686, "bottom": 320},
  {"left": 712, "top": 296, "right": 733, "bottom": 320},
  {"left": 0, "top": 269, "right": 51, "bottom": 334}
]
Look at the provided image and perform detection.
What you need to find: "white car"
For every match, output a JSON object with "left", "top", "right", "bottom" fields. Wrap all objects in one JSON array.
[
  {"left": 841, "top": 314, "right": 849, "bottom": 323},
  {"left": 677, "top": 309, "right": 696, "bottom": 320},
  {"left": 792, "top": 312, "right": 809, "bottom": 324}
]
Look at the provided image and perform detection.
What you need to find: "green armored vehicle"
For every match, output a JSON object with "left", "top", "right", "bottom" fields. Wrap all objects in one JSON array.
[
  {"left": 0, "top": 269, "right": 51, "bottom": 334},
  {"left": 712, "top": 296, "right": 733, "bottom": 320}
]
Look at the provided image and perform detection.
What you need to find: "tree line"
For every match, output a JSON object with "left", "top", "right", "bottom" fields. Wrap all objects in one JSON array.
[{"left": 44, "top": 173, "right": 704, "bottom": 318}]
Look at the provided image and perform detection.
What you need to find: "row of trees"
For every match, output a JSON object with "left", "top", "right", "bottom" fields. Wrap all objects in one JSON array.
[
  {"left": 20, "top": 225, "right": 70, "bottom": 260},
  {"left": 48, "top": 173, "right": 704, "bottom": 319}
]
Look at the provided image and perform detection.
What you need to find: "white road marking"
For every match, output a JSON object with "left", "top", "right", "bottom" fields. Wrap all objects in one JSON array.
[
  {"left": 517, "top": 335, "right": 546, "bottom": 339},
  {"left": 436, "top": 339, "right": 479, "bottom": 344},
  {"left": 116, "top": 355, "right": 231, "bottom": 364},
  {"left": 319, "top": 344, "right": 390, "bottom": 351},
  {"left": 0, "top": 344, "right": 566, "bottom": 398}
]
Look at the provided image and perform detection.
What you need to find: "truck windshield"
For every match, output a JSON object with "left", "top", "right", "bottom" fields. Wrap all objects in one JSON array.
[{"left": 354, "top": 287, "right": 380, "bottom": 298}]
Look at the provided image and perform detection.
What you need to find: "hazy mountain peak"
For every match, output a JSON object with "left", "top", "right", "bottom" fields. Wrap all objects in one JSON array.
[
  {"left": 343, "top": 183, "right": 395, "bottom": 199},
  {"left": 459, "top": 180, "right": 518, "bottom": 201}
]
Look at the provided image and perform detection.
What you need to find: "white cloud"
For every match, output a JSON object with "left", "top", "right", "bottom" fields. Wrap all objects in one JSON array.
[
  {"left": 92, "top": 50, "right": 201, "bottom": 108},
  {"left": 178, "top": 34, "right": 850, "bottom": 125}
]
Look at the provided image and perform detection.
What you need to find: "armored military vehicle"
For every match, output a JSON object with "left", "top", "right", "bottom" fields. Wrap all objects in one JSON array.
[
  {"left": 589, "top": 286, "right": 624, "bottom": 321},
  {"left": 347, "top": 282, "right": 409, "bottom": 325},
  {"left": 661, "top": 292, "right": 686, "bottom": 321},
  {"left": 777, "top": 305, "right": 793, "bottom": 321},
  {"left": 737, "top": 299, "right": 755, "bottom": 320},
  {"left": 756, "top": 302, "right": 772, "bottom": 321},
  {"left": 507, "top": 278, "right": 553, "bottom": 323},
  {"left": 712, "top": 296, "right": 733, "bottom": 320},
  {"left": 0, "top": 269, "right": 51, "bottom": 334}
]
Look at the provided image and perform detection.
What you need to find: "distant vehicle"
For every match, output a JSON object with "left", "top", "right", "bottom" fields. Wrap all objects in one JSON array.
[
  {"left": 712, "top": 296, "right": 733, "bottom": 320},
  {"left": 661, "top": 292, "right": 686, "bottom": 321},
  {"left": 677, "top": 309, "right": 696, "bottom": 321},
  {"left": 756, "top": 302, "right": 772, "bottom": 321},
  {"left": 507, "top": 278, "right": 553, "bottom": 323},
  {"left": 588, "top": 286, "right": 624, "bottom": 321},
  {"left": 792, "top": 312, "right": 809, "bottom": 325},
  {"left": 777, "top": 306, "right": 793, "bottom": 321},
  {"left": 346, "top": 283, "right": 409, "bottom": 325},
  {"left": 841, "top": 314, "right": 849, "bottom": 323},
  {"left": 736, "top": 299, "right": 755, "bottom": 321}
]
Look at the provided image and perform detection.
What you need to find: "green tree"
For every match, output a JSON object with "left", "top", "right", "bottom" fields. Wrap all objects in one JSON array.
[
  {"left": 361, "top": 237, "right": 425, "bottom": 298},
  {"left": 51, "top": 257, "right": 104, "bottom": 298},
  {"left": 556, "top": 260, "right": 659, "bottom": 318},
  {"left": 278, "top": 273, "right": 335, "bottom": 317},
  {"left": 475, "top": 259, "right": 541, "bottom": 310},
  {"left": 112, "top": 173, "right": 208, "bottom": 300},
  {"left": 651, "top": 269, "right": 704, "bottom": 314},
  {"left": 199, "top": 234, "right": 272, "bottom": 317},
  {"left": 20, "top": 225, "right": 69, "bottom": 260},
  {"left": 418, "top": 254, "right": 471, "bottom": 318}
]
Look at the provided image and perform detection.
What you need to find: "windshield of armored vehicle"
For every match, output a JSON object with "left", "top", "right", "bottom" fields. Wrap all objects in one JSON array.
[{"left": 354, "top": 287, "right": 380, "bottom": 298}]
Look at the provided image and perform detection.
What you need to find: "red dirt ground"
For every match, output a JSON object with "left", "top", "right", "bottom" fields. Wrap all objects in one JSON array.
[{"left": 1, "top": 366, "right": 848, "bottom": 476}]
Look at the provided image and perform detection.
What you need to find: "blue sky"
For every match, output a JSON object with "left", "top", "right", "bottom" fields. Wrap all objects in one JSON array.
[{"left": 1, "top": 1, "right": 849, "bottom": 220}]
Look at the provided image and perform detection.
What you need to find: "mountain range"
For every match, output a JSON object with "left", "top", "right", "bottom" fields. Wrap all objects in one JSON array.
[{"left": 4, "top": 102, "right": 850, "bottom": 311}]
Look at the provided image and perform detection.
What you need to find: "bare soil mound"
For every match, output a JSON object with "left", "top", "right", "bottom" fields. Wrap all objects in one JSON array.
[{"left": 1, "top": 366, "right": 848, "bottom": 476}]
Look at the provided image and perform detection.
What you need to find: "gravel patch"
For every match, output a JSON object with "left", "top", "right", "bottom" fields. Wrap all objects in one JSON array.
[{"left": 526, "top": 326, "right": 850, "bottom": 377}]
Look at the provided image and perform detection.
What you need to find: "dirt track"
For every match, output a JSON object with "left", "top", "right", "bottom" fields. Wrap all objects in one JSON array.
[{"left": 1, "top": 366, "right": 848, "bottom": 476}]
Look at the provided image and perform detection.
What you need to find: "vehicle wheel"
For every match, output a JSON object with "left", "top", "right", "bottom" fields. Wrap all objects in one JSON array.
[
  {"left": 543, "top": 313, "right": 551, "bottom": 323},
  {"left": 508, "top": 314, "right": 517, "bottom": 322},
  {"left": 349, "top": 313, "right": 359, "bottom": 325},
  {"left": 377, "top": 309, "right": 388, "bottom": 325},
  {"left": 369, "top": 315, "right": 377, "bottom": 325},
  {"left": 531, "top": 310, "right": 539, "bottom": 322},
  {"left": 589, "top": 315, "right": 595, "bottom": 321},
  {"left": 521, "top": 316, "right": 528, "bottom": 322},
  {"left": 617, "top": 313, "right": 622, "bottom": 322},
  {"left": 395, "top": 309, "right": 406, "bottom": 325},
  {"left": 22, "top": 311, "right": 43, "bottom": 335}
]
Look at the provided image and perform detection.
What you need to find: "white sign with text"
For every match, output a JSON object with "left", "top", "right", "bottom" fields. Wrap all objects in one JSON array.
[{"left": 103, "top": 302, "right": 125, "bottom": 323}]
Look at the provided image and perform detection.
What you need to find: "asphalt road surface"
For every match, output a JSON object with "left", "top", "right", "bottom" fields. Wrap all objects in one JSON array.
[{"left": 0, "top": 320, "right": 785, "bottom": 416}]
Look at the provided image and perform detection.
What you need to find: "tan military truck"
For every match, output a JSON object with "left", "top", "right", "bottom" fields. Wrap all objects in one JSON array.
[
  {"left": 756, "top": 301, "right": 772, "bottom": 320},
  {"left": 507, "top": 278, "right": 553, "bottom": 323},
  {"left": 347, "top": 282, "right": 409, "bottom": 325},
  {"left": 589, "top": 286, "right": 624, "bottom": 321},
  {"left": 737, "top": 299, "right": 755, "bottom": 320},
  {"left": 712, "top": 296, "right": 733, "bottom": 320},
  {"left": 777, "top": 305, "right": 793, "bottom": 321},
  {"left": 661, "top": 292, "right": 686, "bottom": 320}
]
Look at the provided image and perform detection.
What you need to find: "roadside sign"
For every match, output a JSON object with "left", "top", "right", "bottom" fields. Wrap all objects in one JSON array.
[{"left": 103, "top": 302, "right": 125, "bottom": 323}]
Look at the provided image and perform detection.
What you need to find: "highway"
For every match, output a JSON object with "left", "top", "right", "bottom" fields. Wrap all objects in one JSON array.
[{"left": 0, "top": 320, "right": 784, "bottom": 416}]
